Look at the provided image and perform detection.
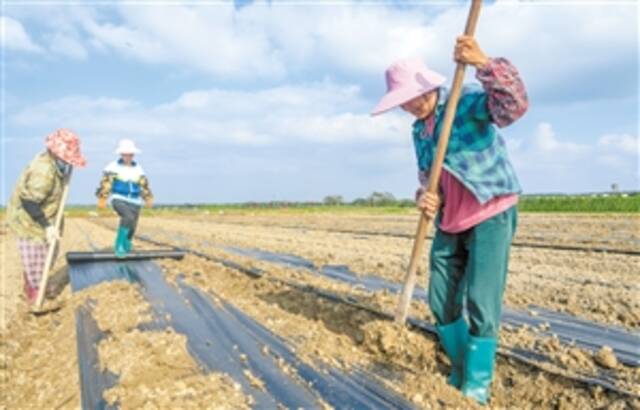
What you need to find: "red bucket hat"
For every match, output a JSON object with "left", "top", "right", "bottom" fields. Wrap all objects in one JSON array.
[{"left": 45, "top": 128, "right": 86, "bottom": 167}]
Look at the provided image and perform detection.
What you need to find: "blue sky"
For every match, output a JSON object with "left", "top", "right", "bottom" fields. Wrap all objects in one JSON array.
[{"left": 2, "top": 1, "right": 638, "bottom": 204}]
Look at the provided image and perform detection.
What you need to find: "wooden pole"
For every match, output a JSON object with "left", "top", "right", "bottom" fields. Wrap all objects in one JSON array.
[
  {"left": 394, "top": 0, "right": 483, "bottom": 324},
  {"left": 34, "top": 169, "right": 72, "bottom": 310}
]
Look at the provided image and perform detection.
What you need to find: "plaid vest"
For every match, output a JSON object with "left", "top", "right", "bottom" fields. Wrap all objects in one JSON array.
[{"left": 413, "top": 85, "right": 521, "bottom": 205}]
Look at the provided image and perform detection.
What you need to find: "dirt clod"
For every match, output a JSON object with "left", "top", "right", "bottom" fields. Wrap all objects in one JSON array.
[{"left": 595, "top": 346, "right": 619, "bottom": 369}]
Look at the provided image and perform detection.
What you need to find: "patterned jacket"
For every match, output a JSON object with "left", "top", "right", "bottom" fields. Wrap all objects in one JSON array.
[
  {"left": 7, "top": 152, "right": 64, "bottom": 240},
  {"left": 413, "top": 58, "right": 528, "bottom": 204},
  {"left": 96, "top": 159, "right": 152, "bottom": 206}
]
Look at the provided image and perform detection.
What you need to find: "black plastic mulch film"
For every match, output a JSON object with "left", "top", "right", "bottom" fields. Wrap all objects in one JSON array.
[
  {"left": 79, "top": 222, "right": 639, "bottom": 399},
  {"left": 137, "top": 227, "right": 639, "bottom": 369},
  {"left": 130, "top": 230, "right": 639, "bottom": 397},
  {"left": 218, "top": 245, "right": 640, "bottom": 368},
  {"left": 68, "top": 259, "right": 415, "bottom": 410}
]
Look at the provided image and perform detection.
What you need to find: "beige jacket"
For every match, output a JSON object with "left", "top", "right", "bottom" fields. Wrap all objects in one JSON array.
[{"left": 7, "top": 152, "right": 64, "bottom": 241}]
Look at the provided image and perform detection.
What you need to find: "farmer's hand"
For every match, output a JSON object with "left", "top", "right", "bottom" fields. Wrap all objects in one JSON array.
[
  {"left": 97, "top": 197, "right": 107, "bottom": 209},
  {"left": 45, "top": 226, "right": 59, "bottom": 244},
  {"left": 454, "top": 35, "right": 489, "bottom": 69},
  {"left": 417, "top": 191, "right": 441, "bottom": 220},
  {"left": 145, "top": 198, "right": 154, "bottom": 208}
]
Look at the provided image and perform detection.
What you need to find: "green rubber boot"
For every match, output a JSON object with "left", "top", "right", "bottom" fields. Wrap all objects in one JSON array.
[
  {"left": 435, "top": 317, "right": 469, "bottom": 388},
  {"left": 461, "top": 336, "right": 498, "bottom": 405},
  {"left": 114, "top": 226, "right": 130, "bottom": 258},
  {"left": 124, "top": 232, "right": 133, "bottom": 253}
]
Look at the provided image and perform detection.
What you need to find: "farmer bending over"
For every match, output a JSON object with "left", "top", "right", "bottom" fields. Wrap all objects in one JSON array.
[
  {"left": 96, "top": 139, "right": 153, "bottom": 257},
  {"left": 372, "top": 36, "right": 528, "bottom": 404},
  {"left": 7, "top": 129, "right": 86, "bottom": 305}
]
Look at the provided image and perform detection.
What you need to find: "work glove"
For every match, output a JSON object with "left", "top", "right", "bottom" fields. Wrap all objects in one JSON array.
[
  {"left": 45, "top": 226, "right": 59, "bottom": 244},
  {"left": 97, "top": 198, "right": 107, "bottom": 209}
]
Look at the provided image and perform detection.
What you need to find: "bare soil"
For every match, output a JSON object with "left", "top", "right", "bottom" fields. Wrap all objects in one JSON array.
[
  {"left": 1, "top": 214, "right": 639, "bottom": 409},
  {"left": 136, "top": 213, "right": 640, "bottom": 329}
]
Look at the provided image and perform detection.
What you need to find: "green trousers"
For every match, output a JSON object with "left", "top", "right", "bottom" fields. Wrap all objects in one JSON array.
[{"left": 428, "top": 206, "right": 517, "bottom": 338}]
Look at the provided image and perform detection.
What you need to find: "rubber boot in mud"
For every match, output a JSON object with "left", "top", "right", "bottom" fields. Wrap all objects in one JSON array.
[
  {"left": 435, "top": 317, "right": 469, "bottom": 388},
  {"left": 461, "top": 336, "right": 497, "bottom": 405},
  {"left": 114, "top": 226, "right": 130, "bottom": 258}
]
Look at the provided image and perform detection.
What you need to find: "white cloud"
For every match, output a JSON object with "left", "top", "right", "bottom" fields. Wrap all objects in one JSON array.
[
  {"left": 598, "top": 134, "right": 639, "bottom": 156},
  {"left": 81, "top": 4, "right": 286, "bottom": 79},
  {"left": 11, "top": 82, "right": 412, "bottom": 148},
  {"left": 510, "top": 122, "right": 638, "bottom": 168},
  {"left": 475, "top": 2, "right": 637, "bottom": 102},
  {"left": 529, "top": 122, "right": 590, "bottom": 156},
  {"left": 245, "top": 4, "right": 437, "bottom": 75},
  {"left": 78, "top": 3, "right": 435, "bottom": 79},
  {"left": 508, "top": 122, "right": 638, "bottom": 192},
  {"left": 6, "top": 3, "right": 636, "bottom": 102},
  {"left": 0, "top": 16, "right": 43, "bottom": 53},
  {"left": 4, "top": 3, "right": 638, "bottom": 199}
]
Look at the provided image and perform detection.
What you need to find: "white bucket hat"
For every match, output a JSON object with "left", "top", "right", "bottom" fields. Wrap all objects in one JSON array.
[{"left": 115, "top": 139, "right": 141, "bottom": 154}]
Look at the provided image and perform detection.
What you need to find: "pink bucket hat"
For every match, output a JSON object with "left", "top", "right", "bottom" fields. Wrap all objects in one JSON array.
[
  {"left": 45, "top": 128, "right": 87, "bottom": 167},
  {"left": 371, "top": 58, "right": 446, "bottom": 116}
]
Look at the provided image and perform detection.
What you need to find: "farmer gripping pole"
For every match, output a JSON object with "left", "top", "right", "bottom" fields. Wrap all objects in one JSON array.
[
  {"left": 35, "top": 168, "right": 72, "bottom": 310},
  {"left": 394, "top": 0, "right": 483, "bottom": 325}
]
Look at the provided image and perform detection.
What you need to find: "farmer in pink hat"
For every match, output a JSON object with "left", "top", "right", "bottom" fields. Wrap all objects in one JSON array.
[
  {"left": 7, "top": 129, "right": 86, "bottom": 305},
  {"left": 373, "top": 36, "right": 528, "bottom": 405},
  {"left": 96, "top": 139, "right": 153, "bottom": 257}
]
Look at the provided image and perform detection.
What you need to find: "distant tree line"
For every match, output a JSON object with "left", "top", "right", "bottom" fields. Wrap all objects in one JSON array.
[
  {"left": 324, "top": 192, "right": 414, "bottom": 207},
  {"left": 38, "top": 189, "right": 637, "bottom": 212}
]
